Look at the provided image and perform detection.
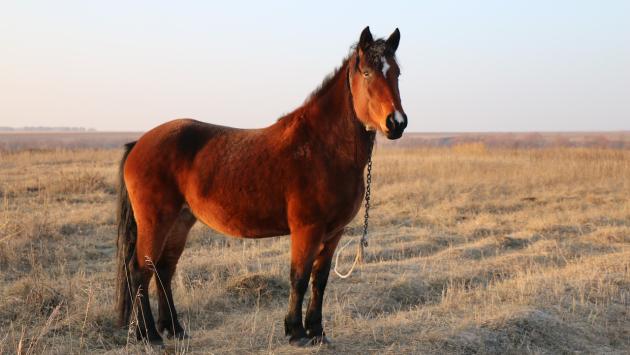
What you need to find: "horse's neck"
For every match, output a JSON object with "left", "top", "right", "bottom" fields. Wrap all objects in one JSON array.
[{"left": 298, "top": 64, "right": 374, "bottom": 169}]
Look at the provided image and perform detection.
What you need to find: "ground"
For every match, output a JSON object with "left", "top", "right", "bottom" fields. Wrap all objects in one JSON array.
[{"left": 1, "top": 143, "right": 629, "bottom": 354}]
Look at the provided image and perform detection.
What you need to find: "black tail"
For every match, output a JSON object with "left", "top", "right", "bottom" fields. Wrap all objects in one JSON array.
[{"left": 115, "top": 141, "right": 137, "bottom": 327}]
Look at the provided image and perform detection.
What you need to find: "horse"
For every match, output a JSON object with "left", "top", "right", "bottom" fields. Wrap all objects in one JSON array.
[{"left": 115, "top": 26, "right": 407, "bottom": 346}]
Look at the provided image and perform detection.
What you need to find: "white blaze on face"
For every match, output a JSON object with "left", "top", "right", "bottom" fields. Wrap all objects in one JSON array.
[{"left": 381, "top": 56, "right": 390, "bottom": 77}]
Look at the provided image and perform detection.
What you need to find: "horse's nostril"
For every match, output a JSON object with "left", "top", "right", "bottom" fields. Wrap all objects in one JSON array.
[{"left": 386, "top": 114, "right": 395, "bottom": 131}]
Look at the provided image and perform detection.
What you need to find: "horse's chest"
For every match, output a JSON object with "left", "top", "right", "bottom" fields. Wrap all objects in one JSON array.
[{"left": 319, "top": 171, "right": 366, "bottom": 230}]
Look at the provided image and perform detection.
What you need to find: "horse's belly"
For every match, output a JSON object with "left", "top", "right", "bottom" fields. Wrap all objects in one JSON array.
[{"left": 188, "top": 196, "right": 289, "bottom": 238}]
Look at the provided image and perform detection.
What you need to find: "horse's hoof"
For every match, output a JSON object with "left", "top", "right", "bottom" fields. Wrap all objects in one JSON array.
[
  {"left": 310, "top": 335, "right": 332, "bottom": 345},
  {"left": 289, "top": 337, "right": 311, "bottom": 347},
  {"left": 137, "top": 332, "right": 164, "bottom": 346},
  {"left": 165, "top": 329, "right": 190, "bottom": 340},
  {"left": 147, "top": 337, "right": 165, "bottom": 347}
]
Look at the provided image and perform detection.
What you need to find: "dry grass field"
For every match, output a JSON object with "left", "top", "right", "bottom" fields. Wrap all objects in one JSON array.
[{"left": 1, "top": 142, "right": 629, "bottom": 354}]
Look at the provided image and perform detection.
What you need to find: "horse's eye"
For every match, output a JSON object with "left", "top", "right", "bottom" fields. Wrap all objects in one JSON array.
[{"left": 363, "top": 71, "right": 370, "bottom": 78}]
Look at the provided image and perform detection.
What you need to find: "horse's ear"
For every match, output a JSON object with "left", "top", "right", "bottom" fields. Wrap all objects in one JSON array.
[
  {"left": 359, "top": 26, "right": 373, "bottom": 51},
  {"left": 386, "top": 28, "right": 400, "bottom": 53}
]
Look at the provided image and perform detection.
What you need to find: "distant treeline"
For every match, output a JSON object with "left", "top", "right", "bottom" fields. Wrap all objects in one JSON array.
[
  {"left": 381, "top": 132, "right": 630, "bottom": 149},
  {"left": 1, "top": 131, "right": 628, "bottom": 151},
  {"left": 0, "top": 126, "right": 96, "bottom": 132},
  {"left": 0, "top": 132, "right": 141, "bottom": 151}
]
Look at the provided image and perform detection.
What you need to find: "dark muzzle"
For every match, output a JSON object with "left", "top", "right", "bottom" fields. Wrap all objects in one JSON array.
[{"left": 385, "top": 112, "right": 407, "bottom": 140}]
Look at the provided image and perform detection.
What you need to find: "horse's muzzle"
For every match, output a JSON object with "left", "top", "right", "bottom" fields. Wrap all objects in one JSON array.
[{"left": 385, "top": 111, "right": 407, "bottom": 140}]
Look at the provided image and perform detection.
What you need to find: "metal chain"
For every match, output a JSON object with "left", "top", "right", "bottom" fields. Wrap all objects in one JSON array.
[
  {"left": 360, "top": 152, "right": 372, "bottom": 248},
  {"left": 333, "top": 142, "right": 374, "bottom": 278}
]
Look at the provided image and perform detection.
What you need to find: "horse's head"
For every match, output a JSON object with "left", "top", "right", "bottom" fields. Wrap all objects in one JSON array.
[{"left": 350, "top": 26, "right": 407, "bottom": 140}]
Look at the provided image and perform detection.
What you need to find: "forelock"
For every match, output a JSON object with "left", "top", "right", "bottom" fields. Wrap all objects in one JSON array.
[{"left": 363, "top": 39, "right": 395, "bottom": 68}]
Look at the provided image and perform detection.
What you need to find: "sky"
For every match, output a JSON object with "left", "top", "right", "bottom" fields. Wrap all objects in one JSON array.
[{"left": 1, "top": 1, "right": 629, "bottom": 132}]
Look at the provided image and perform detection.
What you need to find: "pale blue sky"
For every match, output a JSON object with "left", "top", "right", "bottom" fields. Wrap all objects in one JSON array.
[{"left": 1, "top": 1, "right": 629, "bottom": 131}]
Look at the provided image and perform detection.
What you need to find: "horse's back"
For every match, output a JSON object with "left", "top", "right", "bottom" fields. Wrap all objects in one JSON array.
[
  {"left": 128, "top": 118, "right": 241, "bottom": 167},
  {"left": 123, "top": 119, "right": 232, "bottom": 198},
  {"left": 142, "top": 118, "right": 236, "bottom": 151}
]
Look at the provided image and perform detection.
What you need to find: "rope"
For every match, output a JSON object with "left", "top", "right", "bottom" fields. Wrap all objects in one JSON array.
[{"left": 333, "top": 148, "right": 373, "bottom": 278}]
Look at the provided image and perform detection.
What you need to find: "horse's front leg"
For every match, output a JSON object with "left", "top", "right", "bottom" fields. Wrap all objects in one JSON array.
[
  {"left": 305, "top": 229, "right": 343, "bottom": 343},
  {"left": 284, "top": 224, "right": 324, "bottom": 346}
]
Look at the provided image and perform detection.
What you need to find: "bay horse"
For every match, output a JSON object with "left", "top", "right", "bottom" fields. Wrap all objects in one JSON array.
[{"left": 115, "top": 26, "right": 407, "bottom": 346}]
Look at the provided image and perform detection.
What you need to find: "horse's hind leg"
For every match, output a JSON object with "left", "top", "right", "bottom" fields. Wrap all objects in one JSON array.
[
  {"left": 155, "top": 207, "right": 196, "bottom": 339},
  {"left": 130, "top": 197, "right": 182, "bottom": 344},
  {"left": 127, "top": 242, "right": 163, "bottom": 343}
]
